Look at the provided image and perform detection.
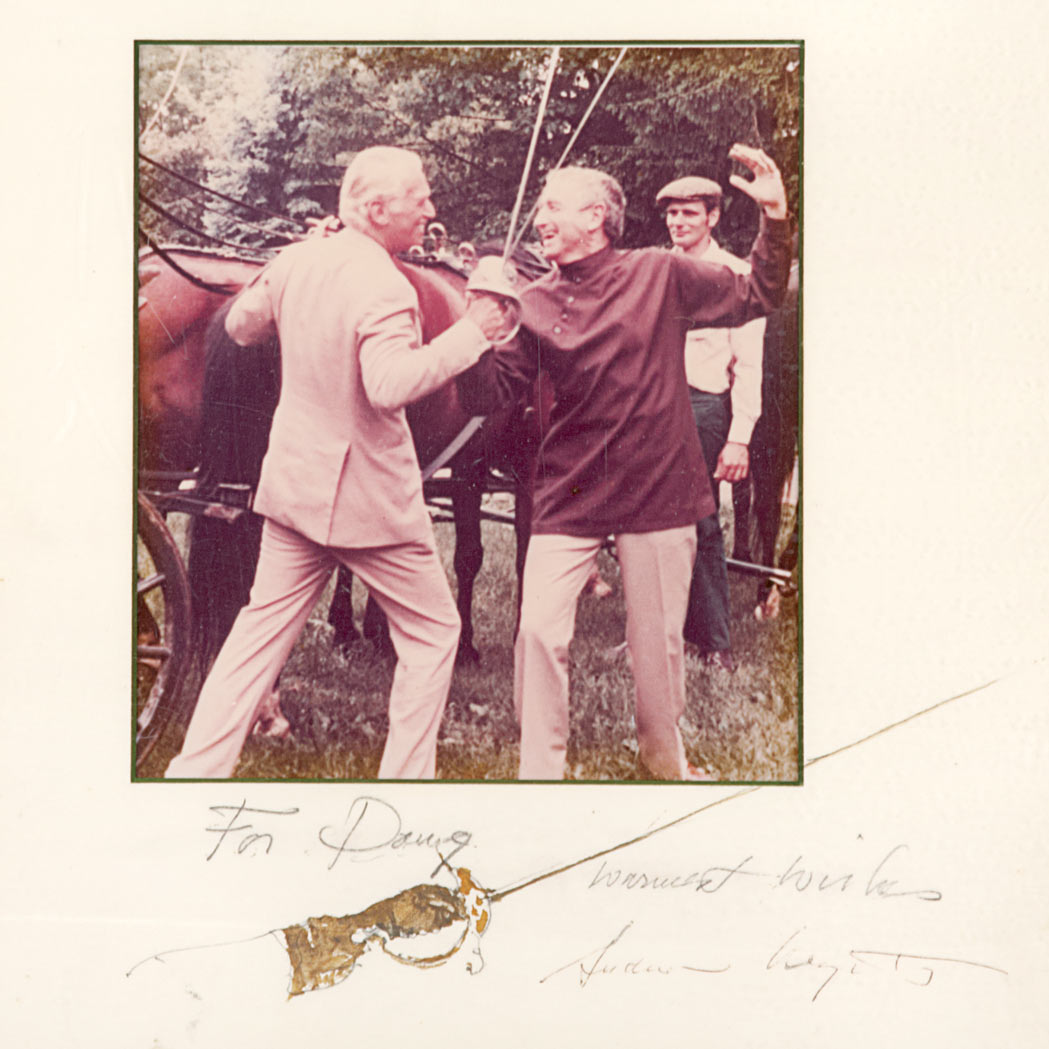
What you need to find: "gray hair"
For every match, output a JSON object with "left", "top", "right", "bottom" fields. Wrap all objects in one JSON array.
[
  {"left": 544, "top": 166, "right": 626, "bottom": 242},
  {"left": 338, "top": 146, "right": 425, "bottom": 225}
]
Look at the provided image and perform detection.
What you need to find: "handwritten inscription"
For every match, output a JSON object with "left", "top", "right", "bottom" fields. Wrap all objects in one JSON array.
[
  {"left": 179, "top": 801, "right": 1008, "bottom": 1008},
  {"left": 541, "top": 923, "right": 1006, "bottom": 1000},
  {"left": 588, "top": 855, "right": 764, "bottom": 894},
  {"left": 318, "top": 795, "right": 471, "bottom": 875},
  {"left": 204, "top": 797, "right": 471, "bottom": 876},
  {"left": 539, "top": 922, "right": 730, "bottom": 987},
  {"left": 588, "top": 842, "right": 942, "bottom": 903},
  {"left": 205, "top": 802, "right": 300, "bottom": 861},
  {"left": 765, "top": 927, "right": 1008, "bottom": 1001}
]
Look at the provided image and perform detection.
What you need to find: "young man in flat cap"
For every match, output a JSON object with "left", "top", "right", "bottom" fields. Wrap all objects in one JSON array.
[
  {"left": 656, "top": 175, "right": 767, "bottom": 673},
  {"left": 459, "top": 145, "right": 791, "bottom": 780}
]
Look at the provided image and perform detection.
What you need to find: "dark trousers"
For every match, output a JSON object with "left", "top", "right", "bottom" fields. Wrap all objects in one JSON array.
[{"left": 683, "top": 389, "right": 732, "bottom": 652}]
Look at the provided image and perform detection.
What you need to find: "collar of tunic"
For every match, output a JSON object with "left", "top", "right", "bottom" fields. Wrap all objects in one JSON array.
[{"left": 553, "top": 243, "right": 617, "bottom": 282}]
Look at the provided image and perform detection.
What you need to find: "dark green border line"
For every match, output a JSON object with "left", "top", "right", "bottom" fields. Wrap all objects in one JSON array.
[
  {"left": 796, "top": 39, "right": 805, "bottom": 785},
  {"left": 132, "top": 42, "right": 142, "bottom": 781},
  {"left": 136, "top": 39, "right": 804, "bottom": 46}
]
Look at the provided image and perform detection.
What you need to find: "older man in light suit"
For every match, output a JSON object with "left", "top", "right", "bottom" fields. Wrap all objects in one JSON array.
[{"left": 165, "top": 146, "right": 507, "bottom": 779}]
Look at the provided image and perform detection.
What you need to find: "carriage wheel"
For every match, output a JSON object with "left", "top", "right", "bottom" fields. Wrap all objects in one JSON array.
[{"left": 135, "top": 492, "right": 193, "bottom": 773}]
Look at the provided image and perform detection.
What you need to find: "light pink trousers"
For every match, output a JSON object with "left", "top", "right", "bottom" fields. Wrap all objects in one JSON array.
[
  {"left": 515, "top": 526, "right": 697, "bottom": 780},
  {"left": 165, "top": 518, "right": 460, "bottom": 779}
]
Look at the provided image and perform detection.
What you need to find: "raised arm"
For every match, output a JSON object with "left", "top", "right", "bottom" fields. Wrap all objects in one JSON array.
[{"left": 675, "top": 145, "right": 792, "bottom": 332}]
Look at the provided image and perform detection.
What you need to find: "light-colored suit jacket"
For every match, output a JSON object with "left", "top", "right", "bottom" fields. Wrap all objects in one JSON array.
[{"left": 226, "top": 228, "right": 488, "bottom": 548}]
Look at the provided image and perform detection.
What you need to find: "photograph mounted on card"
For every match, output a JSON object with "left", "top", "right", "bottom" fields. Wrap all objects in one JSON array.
[
  {"left": 7, "top": 6, "right": 1049, "bottom": 1049},
  {"left": 134, "top": 42, "right": 802, "bottom": 784}
]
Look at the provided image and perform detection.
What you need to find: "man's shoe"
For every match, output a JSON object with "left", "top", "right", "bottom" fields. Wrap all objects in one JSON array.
[
  {"left": 703, "top": 650, "right": 736, "bottom": 673},
  {"left": 252, "top": 689, "right": 291, "bottom": 738},
  {"left": 754, "top": 587, "right": 782, "bottom": 621}
]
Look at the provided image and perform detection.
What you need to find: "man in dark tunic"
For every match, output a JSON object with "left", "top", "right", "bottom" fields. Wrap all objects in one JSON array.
[{"left": 461, "top": 144, "right": 791, "bottom": 780}]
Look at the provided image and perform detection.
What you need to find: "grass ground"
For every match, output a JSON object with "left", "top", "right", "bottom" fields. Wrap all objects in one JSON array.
[{"left": 137, "top": 498, "right": 799, "bottom": 782}]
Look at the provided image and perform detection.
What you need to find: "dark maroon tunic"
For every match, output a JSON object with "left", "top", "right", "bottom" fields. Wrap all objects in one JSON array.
[{"left": 463, "top": 216, "right": 792, "bottom": 537}]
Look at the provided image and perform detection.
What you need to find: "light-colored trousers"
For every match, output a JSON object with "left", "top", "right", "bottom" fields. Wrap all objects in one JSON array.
[
  {"left": 165, "top": 518, "right": 460, "bottom": 779},
  {"left": 515, "top": 526, "right": 697, "bottom": 780}
]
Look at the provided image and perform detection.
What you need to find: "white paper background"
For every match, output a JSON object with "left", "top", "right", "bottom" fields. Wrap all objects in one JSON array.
[{"left": 2, "top": 4, "right": 1048, "bottom": 1047}]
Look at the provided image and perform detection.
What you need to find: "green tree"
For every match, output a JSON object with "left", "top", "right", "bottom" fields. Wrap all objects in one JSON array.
[{"left": 137, "top": 44, "right": 800, "bottom": 256}]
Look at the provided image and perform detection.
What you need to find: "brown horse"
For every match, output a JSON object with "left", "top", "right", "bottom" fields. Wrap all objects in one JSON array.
[
  {"left": 137, "top": 244, "right": 540, "bottom": 669},
  {"left": 138, "top": 247, "right": 266, "bottom": 471},
  {"left": 729, "top": 254, "right": 800, "bottom": 616}
]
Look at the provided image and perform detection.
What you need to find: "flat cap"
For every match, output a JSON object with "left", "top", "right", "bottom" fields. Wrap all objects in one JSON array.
[{"left": 655, "top": 175, "right": 723, "bottom": 205}]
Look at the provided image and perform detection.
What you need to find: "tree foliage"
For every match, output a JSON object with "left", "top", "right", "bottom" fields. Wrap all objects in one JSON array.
[{"left": 137, "top": 44, "right": 800, "bottom": 256}]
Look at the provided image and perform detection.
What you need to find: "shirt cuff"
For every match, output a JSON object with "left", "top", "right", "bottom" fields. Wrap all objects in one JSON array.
[
  {"left": 727, "top": 416, "right": 757, "bottom": 446},
  {"left": 456, "top": 315, "right": 491, "bottom": 353}
]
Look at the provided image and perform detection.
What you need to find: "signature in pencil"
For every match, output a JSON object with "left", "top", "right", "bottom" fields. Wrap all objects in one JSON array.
[
  {"left": 538, "top": 923, "right": 1006, "bottom": 999},
  {"left": 765, "top": 927, "right": 1008, "bottom": 1001},
  {"left": 539, "top": 921, "right": 730, "bottom": 988}
]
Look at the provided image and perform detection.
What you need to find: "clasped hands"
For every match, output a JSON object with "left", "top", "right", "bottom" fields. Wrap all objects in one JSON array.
[{"left": 465, "top": 291, "right": 520, "bottom": 345}]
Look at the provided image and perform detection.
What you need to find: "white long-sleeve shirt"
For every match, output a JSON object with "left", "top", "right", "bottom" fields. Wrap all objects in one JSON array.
[{"left": 682, "top": 240, "right": 766, "bottom": 446}]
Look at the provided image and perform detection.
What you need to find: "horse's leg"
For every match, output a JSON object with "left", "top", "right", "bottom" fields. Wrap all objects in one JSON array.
[
  {"left": 187, "top": 304, "right": 279, "bottom": 667},
  {"left": 451, "top": 478, "right": 483, "bottom": 664},
  {"left": 748, "top": 420, "right": 782, "bottom": 614},
  {"left": 506, "top": 401, "right": 543, "bottom": 639},
  {"left": 730, "top": 476, "right": 754, "bottom": 562},
  {"left": 750, "top": 403, "right": 798, "bottom": 620},
  {"left": 188, "top": 510, "right": 289, "bottom": 737},
  {"left": 362, "top": 592, "right": 394, "bottom": 658},
  {"left": 750, "top": 436, "right": 779, "bottom": 569},
  {"left": 327, "top": 564, "right": 361, "bottom": 651},
  {"left": 188, "top": 510, "right": 264, "bottom": 668},
  {"left": 316, "top": 523, "right": 387, "bottom": 657}
]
